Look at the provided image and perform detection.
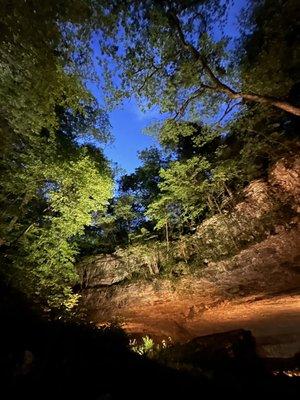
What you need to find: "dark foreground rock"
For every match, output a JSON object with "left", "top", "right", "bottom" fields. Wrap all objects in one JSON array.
[{"left": 157, "top": 329, "right": 268, "bottom": 389}]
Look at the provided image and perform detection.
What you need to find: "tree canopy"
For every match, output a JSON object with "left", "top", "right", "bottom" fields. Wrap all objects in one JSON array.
[
  {"left": 0, "top": 0, "right": 299, "bottom": 311},
  {"left": 98, "top": 0, "right": 300, "bottom": 117}
]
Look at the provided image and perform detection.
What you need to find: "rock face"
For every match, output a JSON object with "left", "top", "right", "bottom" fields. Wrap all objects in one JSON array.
[
  {"left": 78, "top": 156, "right": 300, "bottom": 355},
  {"left": 77, "top": 254, "right": 131, "bottom": 287},
  {"left": 80, "top": 227, "right": 300, "bottom": 343},
  {"left": 77, "top": 246, "right": 163, "bottom": 288},
  {"left": 270, "top": 155, "right": 300, "bottom": 209}
]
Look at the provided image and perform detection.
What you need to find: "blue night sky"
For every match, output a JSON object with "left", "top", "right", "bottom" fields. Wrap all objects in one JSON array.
[
  {"left": 88, "top": 0, "right": 246, "bottom": 175},
  {"left": 86, "top": 81, "right": 163, "bottom": 175},
  {"left": 98, "top": 98, "right": 161, "bottom": 174}
]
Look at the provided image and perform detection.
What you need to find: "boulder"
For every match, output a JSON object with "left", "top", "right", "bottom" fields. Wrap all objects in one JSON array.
[{"left": 158, "top": 329, "right": 265, "bottom": 381}]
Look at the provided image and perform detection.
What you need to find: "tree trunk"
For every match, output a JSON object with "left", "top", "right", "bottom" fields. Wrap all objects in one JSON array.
[{"left": 165, "top": 219, "right": 169, "bottom": 257}]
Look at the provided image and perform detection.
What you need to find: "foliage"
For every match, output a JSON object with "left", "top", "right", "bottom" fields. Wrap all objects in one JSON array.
[
  {"left": 238, "top": 0, "right": 300, "bottom": 98},
  {"left": 147, "top": 156, "right": 212, "bottom": 230},
  {"left": 0, "top": 0, "right": 103, "bottom": 142},
  {"left": 114, "top": 240, "right": 168, "bottom": 278},
  {"left": 130, "top": 336, "right": 155, "bottom": 355},
  {"left": 129, "top": 335, "right": 172, "bottom": 357},
  {"left": 0, "top": 0, "right": 113, "bottom": 310},
  {"left": 81, "top": 147, "right": 171, "bottom": 253},
  {"left": 98, "top": 0, "right": 229, "bottom": 116},
  {"left": 118, "top": 147, "right": 171, "bottom": 228},
  {"left": 15, "top": 153, "right": 112, "bottom": 307},
  {"left": 98, "top": 0, "right": 300, "bottom": 118}
]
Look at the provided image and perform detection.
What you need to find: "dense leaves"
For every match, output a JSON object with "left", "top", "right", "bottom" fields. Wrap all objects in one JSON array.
[{"left": 0, "top": 0, "right": 113, "bottom": 310}]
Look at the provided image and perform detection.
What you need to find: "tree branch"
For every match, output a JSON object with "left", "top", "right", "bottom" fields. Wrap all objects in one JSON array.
[
  {"left": 215, "top": 100, "right": 241, "bottom": 125},
  {"left": 166, "top": 10, "right": 300, "bottom": 117},
  {"left": 137, "top": 67, "right": 159, "bottom": 94},
  {"left": 173, "top": 83, "right": 217, "bottom": 119}
]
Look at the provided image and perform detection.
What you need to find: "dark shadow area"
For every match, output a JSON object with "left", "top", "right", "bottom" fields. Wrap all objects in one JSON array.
[{"left": 0, "top": 281, "right": 299, "bottom": 399}]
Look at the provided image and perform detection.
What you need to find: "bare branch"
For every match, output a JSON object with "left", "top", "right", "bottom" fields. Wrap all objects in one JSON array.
[
  {"left": 189, "top": 10, "right": 208, "bottom": 35},
  {"left": 215, "top": 100, "right": 241, "bottom": 125},
  {"left": 137, "top": 66, "right": 160, "bottom": 94},
  {"left": 173, "top": 87, "right": 205, "bottom": 119}
]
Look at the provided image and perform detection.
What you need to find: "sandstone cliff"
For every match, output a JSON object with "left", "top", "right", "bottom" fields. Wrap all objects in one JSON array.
[{"left": 78, "top": 156, "right": 300, "bottom": 354}]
